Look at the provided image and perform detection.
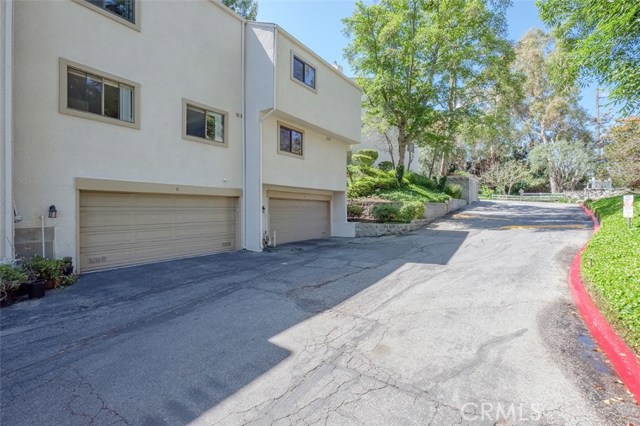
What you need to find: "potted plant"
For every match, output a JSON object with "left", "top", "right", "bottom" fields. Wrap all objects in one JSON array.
[
  {"left": 0, "top": 265, "right": 28, "bottom": 306},
  {"left": 62, "top": 256, "right": 74, "bottom": 276},
  {"left": 20, "top": 257, "right": 47, "bottom": 298},
  {"left": 40, "top": 258, "right": 65, "bottom": 290}
]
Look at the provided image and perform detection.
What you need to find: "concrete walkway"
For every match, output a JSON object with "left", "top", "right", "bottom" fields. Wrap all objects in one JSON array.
[{"left": 1, "top": 201, "right": 639, "bottom": 425}]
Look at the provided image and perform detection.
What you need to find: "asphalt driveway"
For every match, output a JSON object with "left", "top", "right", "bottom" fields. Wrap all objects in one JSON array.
[{"left": 1, "top": 201, "right": 639, "bottom": 425}]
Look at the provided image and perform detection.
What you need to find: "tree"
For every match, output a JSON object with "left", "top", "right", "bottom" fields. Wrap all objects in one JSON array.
[
  {"left": 481, "top": 160, "right": 531, "bottom": 195},
  {"left": 221, "top": 0, "right": 258, "bottom": 20},
  {"left": 343, "top": 0, "right": 513, "bottom": 180},
  {"left": 603, "top": 117, "right": 640, "bottom": 189},
  {"left": 528, "top": 139, "right": 594, "bottom": 192},
  {"left": 537, "top": 0, "right": 640, "bottom": 113}
]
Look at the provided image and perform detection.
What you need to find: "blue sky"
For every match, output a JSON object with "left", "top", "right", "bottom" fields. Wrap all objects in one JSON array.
[{"left": 256, "top": 0, "right": 601, "bottom": 117}]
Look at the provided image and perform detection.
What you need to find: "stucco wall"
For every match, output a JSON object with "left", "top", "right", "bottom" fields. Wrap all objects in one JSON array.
[
  {"left": 275, "top": 30, "right": 361, "bottom": 144},
  {"left": 13, "top": 0, "right": 244, "bottom": 259},
  {"left": 261, "top": 116, "right": 347, "bottom": 191},
  {"left": 244, "top": 24, "right": 277, "bottom": 251},
  {"left": 0, "top": 0, "right": 10, "bottom": 262}
]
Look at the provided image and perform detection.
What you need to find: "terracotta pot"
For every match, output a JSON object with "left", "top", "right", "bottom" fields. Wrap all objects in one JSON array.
[{"left": 45, "top": 278, "right": 60, "bottom": 290}]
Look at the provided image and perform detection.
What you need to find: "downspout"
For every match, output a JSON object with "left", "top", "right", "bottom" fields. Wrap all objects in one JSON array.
[{"left": 2, "top": 0, "right": 14, "bottom": 263}]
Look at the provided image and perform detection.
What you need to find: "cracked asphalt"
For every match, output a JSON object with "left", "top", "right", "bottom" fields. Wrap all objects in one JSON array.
[{"left": 1, "top": 201, "right": 639, "bottom": 425}]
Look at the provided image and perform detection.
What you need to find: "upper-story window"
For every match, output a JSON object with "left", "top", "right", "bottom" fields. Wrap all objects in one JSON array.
[
  {"left": 87, "top": 0, "right": 135, "bottom": 22},
  {"left": 279, "top": 125, "right": 303, "bottom": 157},
  {"left": 292, "top": 55, "right": 316, "bottom": 90},
  {"left": 73, "top": 0, "right": 140, "bottom": 30},
  {"left": 60, "top": 59, "right": 140, "bottom": 129},
  {"left": 182, "top": 99, "right": 227, "bottom": 147}
]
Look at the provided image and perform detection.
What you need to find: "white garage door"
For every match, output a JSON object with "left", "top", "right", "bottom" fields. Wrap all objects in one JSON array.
[
  {"left": 269, "top": 197, "right": 330, "bottom": 245},
  {"left": 79, "top": 191, "right": 237, "bottom": 272}
]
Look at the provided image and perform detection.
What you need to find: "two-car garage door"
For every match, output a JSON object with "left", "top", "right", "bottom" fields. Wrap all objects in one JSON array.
[
  {"left": 79, "top": 191, "right": 237, "bottom": 272},
  {"left": 269, "top": 197, "right": 330, "bottom": 245}
]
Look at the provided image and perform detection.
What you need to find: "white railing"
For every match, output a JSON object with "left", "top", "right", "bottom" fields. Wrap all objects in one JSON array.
[{"left": 491, "top": 193, "right": 566, "bottom": 202}]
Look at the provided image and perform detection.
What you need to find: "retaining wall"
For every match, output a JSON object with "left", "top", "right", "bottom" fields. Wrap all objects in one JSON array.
[{"left": 355, "top": 198, "right": 467, "bottom": 237}]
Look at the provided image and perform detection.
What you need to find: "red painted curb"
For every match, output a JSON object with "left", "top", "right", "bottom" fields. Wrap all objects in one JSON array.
[{"left": 569, "top": 205, "right": 640, "bottom": 404}]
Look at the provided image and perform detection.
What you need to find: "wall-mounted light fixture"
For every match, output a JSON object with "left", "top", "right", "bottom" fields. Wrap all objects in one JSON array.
[{"left": 48, "top": 205, "right": 57, "bottom": 219}]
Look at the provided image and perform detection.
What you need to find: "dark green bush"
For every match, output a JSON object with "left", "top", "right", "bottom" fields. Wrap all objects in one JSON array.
[
  {"left": 372, "top": 204, "right": 401, "bottom": 222},
  {"left": 347, "top": 204, "right": 364, "bottom": 217},
  {"left": 406, "top": 172, "right": 436, "bottom": 190},
  {"left": 351, "top": 154, "right": 375, "bottom": 168},
  {"left": 356, "top": 149, "right": 379, "bottom": 162},
  {"left": 399, "top": 201, "right": 425, "bottom": 222},
  {"left": 378, "top": 161, "right": 394, "bottom": 172},
  {"left": 445, "top": 183, "right": 463, "bottom": 199},
  {"left": 434, "top": 175, "right": 448, "bottom": 192},
  {"left": 395, "top": 165, "right": 405, "bottom": 183}
]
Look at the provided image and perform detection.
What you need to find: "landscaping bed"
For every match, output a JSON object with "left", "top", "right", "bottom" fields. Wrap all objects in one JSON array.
[{"left": 582, "top": 195, "right": 640, "bottom": 354}]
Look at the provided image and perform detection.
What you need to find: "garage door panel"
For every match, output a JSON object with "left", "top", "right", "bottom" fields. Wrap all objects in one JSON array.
[
  {"left": 80, "top": 192, "right": 237, "bottom": 272},
  {"left": 269, "top": 198, "right": 330, "bottom": 245}
]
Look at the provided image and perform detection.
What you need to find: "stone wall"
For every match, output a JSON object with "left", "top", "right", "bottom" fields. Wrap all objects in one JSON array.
[
  {"left": 447, "top": 175, "right": 480, "bottom": 204},
  {"left": 355, "top": 198, "right": 468, "bottom": 237}
]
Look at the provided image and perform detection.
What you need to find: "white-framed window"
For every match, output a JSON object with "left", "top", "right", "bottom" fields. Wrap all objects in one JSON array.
[
  {"left": 72, "top": 0, "right": 140, "bottom": 30},
  {"left": 182, "top": 99, "right": 227, "bottom": 147},
  {"left": 59, "top": 59, "right": 140, "bottom": 129},
  {"left": 279, "top": 124, "right": 303, "bottom": 157},
  {"left": 292, "top": 54, "right": 316, "bottom": 90}
]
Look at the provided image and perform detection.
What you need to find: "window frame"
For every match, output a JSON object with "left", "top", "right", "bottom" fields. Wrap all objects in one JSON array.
[
  {"left": 59, "top": 58, "right": 140, "bottom": 129},
  {"left": 278, "top": 123, "right": 305, "bottom": 159},
  {"left": 182, "top": 99, "right": 229, "bottom": 148},
  {"left": 290, "top": 52, "right": 317, "bottom": 92},
  {"left": 72, "top": 0, "right": 140, "bottom": 31}
]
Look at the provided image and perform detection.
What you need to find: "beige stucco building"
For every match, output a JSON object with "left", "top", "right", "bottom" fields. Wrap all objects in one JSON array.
[{"left": 0, "top": 0, "right": 361, "bottom": 271}]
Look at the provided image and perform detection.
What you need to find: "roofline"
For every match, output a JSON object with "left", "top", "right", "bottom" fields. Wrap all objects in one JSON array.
[
  {"left": 209, "top": 0, "right": 246, "bottom": 23},
  {"left": 248, "top": 21, "right": 362, "bottom": 93}
]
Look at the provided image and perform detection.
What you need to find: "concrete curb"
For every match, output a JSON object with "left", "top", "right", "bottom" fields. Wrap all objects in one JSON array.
[{"left": 569, "top": 204, "right": 640, "bottom": 404}]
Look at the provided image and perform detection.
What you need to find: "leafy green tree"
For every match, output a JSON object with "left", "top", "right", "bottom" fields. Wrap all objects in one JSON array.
[
  {"left": 537, "top": 0, "right": 640, "bottom": 113},
  {"left": 528, "top": 139, "right": 594, "bottom": 192},
  {"left": 221, "top": 0, "right": 258, "bottom": 20},
  {"left": 343, "top": 0, "right": 513, "bottom": 180},
  {"left": 603, "top": 117, "right": 640, "bottom": 189}
]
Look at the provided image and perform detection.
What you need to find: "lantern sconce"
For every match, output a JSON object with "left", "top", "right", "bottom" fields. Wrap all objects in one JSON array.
[{"left": 48, "top": 205, "right": 57, "bottom": 219}]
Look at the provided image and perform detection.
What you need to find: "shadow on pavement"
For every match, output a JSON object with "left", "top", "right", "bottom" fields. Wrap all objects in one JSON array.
[{"left": 1, "top": 227, "right": 469, "bottom": 425}]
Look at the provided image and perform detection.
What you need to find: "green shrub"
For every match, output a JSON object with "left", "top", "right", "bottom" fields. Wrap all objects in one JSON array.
[
  {"left": 395, "top": 165, "right": 405, "bottom": 183},
  {"left": 479, "top": 185, "right": 494, "bottom": 198},
  {"left": 582, "top": 195, "right": 640, "bottom": 352},
  {"left": 347, "top": 179, "right": 376, "bottom": 198},
  {"left": 432, "top": 175, "right": 448, "bottom": 192},
  {"left": 445, "top": 183, "right": 463, "bottom": 199},
  {"left": 0, "top": 265, "right": 28, "bottom": 304},
  {"left": 406, "top": 172, "right": 436, "bottom": 190},
  {"left": 351, "top": 154, "right": 375, "bottom": 168},
  {"left": 372, "top": 204, "right": 401, "bottom": 222},
  {"left": 21, "top": 256, "right": 65, "bottom": 281},
  {"left": 347, "top": 204, "right": 364, "bottom": 217},
  {"left": 356, "top": 149, "right": 379, "bottom": 162},
  {"left": 399, "top": 201, "right": 425, "bottom": 222},
  {"left": 378, "top": 161, "right": 394, "bottom": 172}
]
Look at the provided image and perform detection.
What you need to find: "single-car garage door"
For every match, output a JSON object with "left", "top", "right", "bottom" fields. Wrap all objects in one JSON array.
[
  {"left": 80, "top": 191, "right": 237, "bottom": 272},
  {"left": 269, "top": 197, "right": 330, "bottom": 245}
]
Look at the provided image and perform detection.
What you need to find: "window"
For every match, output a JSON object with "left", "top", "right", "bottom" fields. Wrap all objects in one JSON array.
[
  {"left": 182, "top": 99, "right": 227, "bottom": 146},
  {"left": 292, "top": 55, "right": 316, "bottom": 89},
  {"left": 60, "top": 59, "right": 140, "bottom": 129},
  {"left": 279, "top": 125, "right": 303, "bottom": 156},
  {"left": 72, "top": 0, "right": 140, "bottom": 30},
  {"left": 87, "top": 0, "right": 135, "bottom": 22}
]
